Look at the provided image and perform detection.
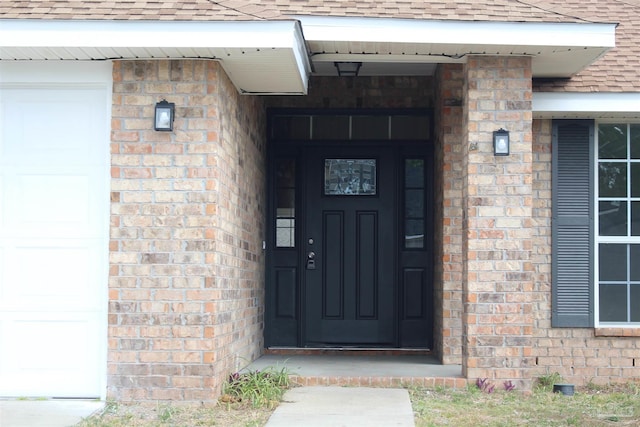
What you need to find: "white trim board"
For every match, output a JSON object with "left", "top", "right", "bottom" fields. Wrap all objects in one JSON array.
[{"left": 533, "top": 92, "right": 640, "bottom": 119}]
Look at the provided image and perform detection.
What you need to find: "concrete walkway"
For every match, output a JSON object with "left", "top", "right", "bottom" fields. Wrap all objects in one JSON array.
[
  {"left": 265, "top": 386, "right": 415, "bottom": 427},
  {"left": 0, "top": 400, "right": 103, "bottom": 427},
  {"left": 0, "top": 388, "right": 414, "bottom": 427}
]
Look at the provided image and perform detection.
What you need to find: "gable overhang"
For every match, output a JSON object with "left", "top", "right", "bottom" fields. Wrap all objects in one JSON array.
[
  {"left": 0, "top": 20, "right": 311, "bottom": 95},
  {"left": 533, "top": 92, "right": 640, "bottom": 119},
  {"left": 297, "top": 16, "right": 616, "bottom": 78}
]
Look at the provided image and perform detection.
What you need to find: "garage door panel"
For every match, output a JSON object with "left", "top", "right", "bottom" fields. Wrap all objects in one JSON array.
[
  {"left": 0, "top": 88, "right": 106, "bottom": 166},
  {"left": 1, "top": 241, "right": 101, "bottom": 311},
  {"left": 0, "top": 314, "right": 101, "bottom": 397},
  {"left": 2, "top": 169, "right": 106, "bottom": 238},
  {"left": 11, "top": 173, "right": 92, "bottom": 234},
  {"left": 0, "top": 175, "right": 3, "bottom": 227},
  {"left": 0, "top": 67, "right": 109, "bottom": 398}
]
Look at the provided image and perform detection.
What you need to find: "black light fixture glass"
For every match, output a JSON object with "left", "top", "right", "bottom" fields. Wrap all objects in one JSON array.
[
  {"left": 334, "top": 62, "right": 362, "bottom": 77},
  {"left": 154, "top": 99, "right": 175, "bottom": 131},
  {"left": 493, "top": 128, "right": 510, "bottom": 156}
]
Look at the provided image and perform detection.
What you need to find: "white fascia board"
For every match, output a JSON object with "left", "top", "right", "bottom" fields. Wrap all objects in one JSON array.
[
  {"left": 533, "top": 92, "right": 640, "bottom": 118},
  {"left": 0, "top": 19, "right": 311, "bottom": 95},
  {"left": 297, "top": 15, "right": 616, "bottom": 49},
  {"left": 0, "top": 19, "right": 302, "bottom": 50}
]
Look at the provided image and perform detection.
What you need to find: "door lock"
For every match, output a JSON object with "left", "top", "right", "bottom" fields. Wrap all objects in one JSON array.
[{"left": 306, "top": 251, "right": 316, "bottom": 270}]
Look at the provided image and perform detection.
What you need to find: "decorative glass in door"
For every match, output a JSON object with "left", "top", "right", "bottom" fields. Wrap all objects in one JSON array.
[{"left": 324, "top": 159, "right": 377, "bottom": 196}]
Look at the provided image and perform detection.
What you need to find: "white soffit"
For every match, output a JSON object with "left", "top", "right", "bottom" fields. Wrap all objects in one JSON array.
[
  {"left": 0, "top": 20, "right": 311, "bottom": 95},
  {"left": 298, "top": 16, "right": 616, "bottom": 78},
  {"left": 533, "top": 92, "right": 640, "bottom": 119}
]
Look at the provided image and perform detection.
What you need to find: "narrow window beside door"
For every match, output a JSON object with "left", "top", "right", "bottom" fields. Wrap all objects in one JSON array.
[
  {"left": 276, "top": 158, "right": 296, "bottom": 247},
  {"left": 404, "top": 158, "right": 425, "bottom": 249}
]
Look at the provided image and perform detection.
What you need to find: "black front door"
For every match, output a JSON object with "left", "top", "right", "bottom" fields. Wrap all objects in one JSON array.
[
  {"left": 303, "top": 147, "right": 396, "bottom": 346},
  {"left": 265, "top": 110, "right": 433, "bottom": 349}
]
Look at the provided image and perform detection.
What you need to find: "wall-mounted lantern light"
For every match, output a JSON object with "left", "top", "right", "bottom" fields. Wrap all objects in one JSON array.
[
  {"left": 493, "top": 128, "right": 510, "bottom": 156},
  {"left": 334, "top": 62, "right": 362, "bottom": 77},
  {"left": 154, "top": 99, "right": 175, "bottom": 131}
]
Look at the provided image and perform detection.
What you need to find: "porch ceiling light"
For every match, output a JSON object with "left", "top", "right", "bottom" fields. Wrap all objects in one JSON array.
[
  {"left": 493, "top": 128, "right": 510, "bottom": 156},
  {"left": 334, "top": 61, "right": 362, "bottom": 77},
  {"left": 154, "top": 99, "right": 175, "bottom": 131}
]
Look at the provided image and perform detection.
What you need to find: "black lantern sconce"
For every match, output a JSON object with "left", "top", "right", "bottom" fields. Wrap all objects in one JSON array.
[
  {"left": 154, "top": 99, "right": 175, "bottom": 131},
  {"left": 334, "top": 62, "right": 362, "bottom": 77},
  {"left": 493, "top": 128, "right": 510, "bottom": 156}
]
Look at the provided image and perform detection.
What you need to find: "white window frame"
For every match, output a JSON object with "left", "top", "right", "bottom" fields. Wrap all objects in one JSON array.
[{"left": 594, "top": 120, "right": 640, "bottom": 327}]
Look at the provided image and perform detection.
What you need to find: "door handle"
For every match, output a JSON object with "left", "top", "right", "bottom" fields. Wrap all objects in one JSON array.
[{"left": 306, "top": 251, "right": 316, "bottom": 270}]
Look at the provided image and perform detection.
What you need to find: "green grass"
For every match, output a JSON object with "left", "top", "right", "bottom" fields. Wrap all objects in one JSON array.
[{"left": 411, "top": 383, "right": 640, "bottom": 427}]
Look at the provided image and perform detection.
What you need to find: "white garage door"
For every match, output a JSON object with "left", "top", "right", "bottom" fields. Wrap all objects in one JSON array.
[{"left": 0, "top": 62, "right": 110, "bottom": 398}]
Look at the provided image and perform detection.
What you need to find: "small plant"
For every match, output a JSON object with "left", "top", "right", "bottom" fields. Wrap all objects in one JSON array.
[
  {"left": 476, "top": 378, "right": 495, "bottom": 394},
  {"left": 503, "top": 380, "right": 516, "bottom": 392},
  {"left": 537, "top": 371, "right": 563, "bottom": 392},
  {"left": 222, "top": 365, "right": 291, "bottom": 408},
  {"left": 157, "top": 404, "right": 179, "bottom": 422}
]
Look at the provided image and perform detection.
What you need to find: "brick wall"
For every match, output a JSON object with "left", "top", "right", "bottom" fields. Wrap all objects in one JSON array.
[
  {"left": 461, "top": 56, "right": 534, "bottom": 388},
  {"left": 434, "top": 64, "right": 464, "bottom": 364},
  {"left": 109, "top": 60, "right": 266, "bottom": 402},
  {"left": 267, "top": 75, "right": 433, "bottom": 109},
  {"left": 531, "top": 119, "right": 640, "bottom": 386}
]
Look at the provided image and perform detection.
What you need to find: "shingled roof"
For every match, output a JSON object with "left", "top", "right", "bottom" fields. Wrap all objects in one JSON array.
[
  {"left": 534, "top": 0, "right": 640, "bottom": 92},
  {"left": 0, "top": 0, "right": 637, "bottom": 92}
]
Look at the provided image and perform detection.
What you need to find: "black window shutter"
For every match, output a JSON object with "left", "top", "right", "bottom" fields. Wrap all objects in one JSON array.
[{"left": 552, "top": 120, "right": 594, "bottom": 327}]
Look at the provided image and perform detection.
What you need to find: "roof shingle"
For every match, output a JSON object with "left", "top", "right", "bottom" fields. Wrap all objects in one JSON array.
[{"left": 0, "top": 0, "right": 637, "bottom": 92}]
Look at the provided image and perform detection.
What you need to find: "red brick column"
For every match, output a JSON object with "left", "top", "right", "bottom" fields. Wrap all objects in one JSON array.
[
  {"left": 435, "top": 64, "right": 465, "bottom": 364},
  {"left": 461, "top": 56, "right": 534, "bottom": 389},
  {"left": 109, "top": 60, "right": 265, "bottom": 402}
]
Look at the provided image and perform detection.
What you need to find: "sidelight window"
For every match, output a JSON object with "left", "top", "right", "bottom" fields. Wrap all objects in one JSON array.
[
  {"left": 404, "top": 158, "right": 425, "bottom": 249},
  {"left": 276, "top": 158, "right": 296, "bottom": 247}
]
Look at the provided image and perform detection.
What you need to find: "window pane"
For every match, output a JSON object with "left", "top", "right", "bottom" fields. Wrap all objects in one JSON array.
[
  {"left": 598, "top": 124, "right": 627, "bottom": 159},
  {"left": 277, "top": 189, "right": 295, "bottom": 211},
  {"left": 272, "top": 116, "right": 310, "bottom": 140},
  {"left": 599, "top": 201, "right": 627, "bottom": 236},
  {"left": 405, "top": 220, "right": 424, "bottom": 249},
  {"left": 632, "top": 163, "right": 640, "bottom": 197},
  {"left": 391, "top": 116, "right": 430, "bottom": 140},
  {"left": 352, "top": 116, "right": 389, "bottom": 140},
  {"left": 599, "top": 162, "right": 627, "bottom": 197},
  {"left": 633, "top": 202, "right": 640, "bottom": 236},
  {"left": 324, "top": 159, "right": 376, "bottom": 195},
  {"left": 599, "top": 244, "right": 627, "bottom": 281},
  {"left": 599, "top": 284, "right": 627, "bottom": 322},
  {"left": 632, "top": 245, "right": 640, "bottom": 281},
  {"left": 313, "top": 116, "right": 349, "bottom": 140},
  {"left": 275, "top": 158, "right": 295, "bottom": 248},
  {"left": 631, "top": 286, "right": 640, "bottom": 322},
  {"left": 276, "top": 158, "right": 296, "bottom": 188},
  {"left": 631, "top": 125, "right": 640, "bottom": 159},
  {"left": 405, "top": 189, "right": 424, "bottom": 218},
  {"left": 276, "top": 219, "right": 295, "bottom": 247},
  {"left": 405, "top": 159, "right": 424, "bottom": 188}
]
